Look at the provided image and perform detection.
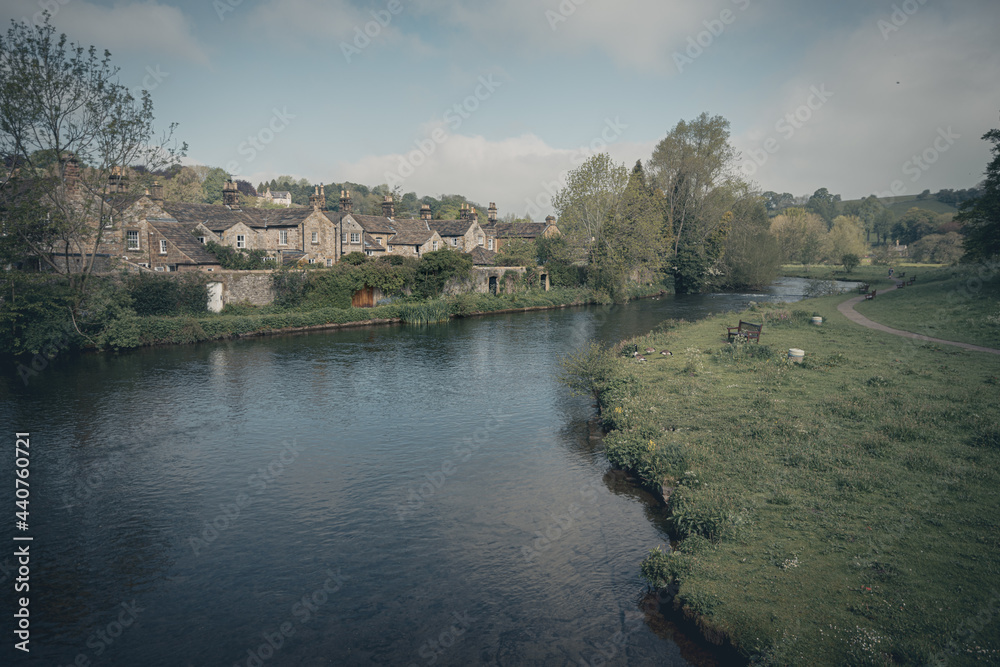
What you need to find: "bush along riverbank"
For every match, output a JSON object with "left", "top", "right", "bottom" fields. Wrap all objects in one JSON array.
[{"left": 563, "top": 269, "right": 1000, "bottom": 665}]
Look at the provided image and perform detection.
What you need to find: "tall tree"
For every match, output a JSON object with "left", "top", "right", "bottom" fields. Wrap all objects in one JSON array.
[
  {"left": 551, "top": 152, "right": 628, "bottom": 246},
  {"left": 956, "top": 124, "right": 1000, "bottom": 262},
  {"left": 0, "top": 15, "right": 183, "bottom": 301},
  {"left": 806, "top": 187, "right": 839, "bottom": 227},
  {"left": 589, "top": 160, "right": 666, "bottom": 298}
]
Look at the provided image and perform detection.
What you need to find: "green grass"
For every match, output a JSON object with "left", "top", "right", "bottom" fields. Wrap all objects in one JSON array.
[
  {"left": 854, "top": 266, "right": 1000, "bottom": 349},
  {"left": 592, "top": 278, "right": 1000, "bottom": 665},
  {"left": 780, "top": 263, "right": 943, "bottom": 285}
]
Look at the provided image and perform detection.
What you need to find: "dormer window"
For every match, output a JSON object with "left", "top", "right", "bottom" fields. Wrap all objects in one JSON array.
[{"left": 159, "top": 239, "right": 167, "bottom": 254}]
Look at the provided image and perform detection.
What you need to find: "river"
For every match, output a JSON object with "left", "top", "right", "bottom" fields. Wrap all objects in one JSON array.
[{"left": 0, "top": 278, "right": 846, "bottom": 666}]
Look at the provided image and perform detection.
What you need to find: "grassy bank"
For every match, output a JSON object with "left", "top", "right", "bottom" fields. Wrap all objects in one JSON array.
[
  {"left": 93, "top": 287, "right": 604, "bottom": 349},
  {"left": 780, "top": 263, "right": 945, "bottom": 284},
  {"left": 854, "top": 265, "right": 1000, "bottom": 349},
  {"left": 577, "top": 269, "right": 1000, "bottom": 665}
]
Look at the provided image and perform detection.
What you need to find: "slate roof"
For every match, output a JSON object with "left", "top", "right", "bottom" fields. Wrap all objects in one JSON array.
[
  {"left": 350, "top": 214, "right": 398, "bottom": 235},
  {"left": 160, "top": 202, "right": 314, "bottom": 232},
  {"left": 470, "top": 247, "right": 496, "bottom": 266},
  {"left": 426, "top": 219, "right": 474, "bottom": 237},
  {"left": 146, "top": 218, "right": 219, "bottom": 265},
  {"left": 363, "top": 233, "right": 385, "bottom": 251},
  {"left": 484, "top": 222, "right": 553, "bottom": 239}
]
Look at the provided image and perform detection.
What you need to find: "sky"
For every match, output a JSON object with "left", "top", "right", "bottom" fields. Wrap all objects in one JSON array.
[{"left": 3, "top": 0, "right": 999, "bottom": 217}]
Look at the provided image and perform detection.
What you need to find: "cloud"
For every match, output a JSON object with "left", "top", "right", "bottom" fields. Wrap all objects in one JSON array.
[
  {"left": 242, "top": 0, "right": 432, "bottom": 56},
  {"left": 731, "top": 4, "right": 1000, "bottom": 198},
  {"left": 0, "top": 1, "right": 208, "bottom": 64},
  {"left": 327, "top": 130, "right": 650, "bottom": 219}
]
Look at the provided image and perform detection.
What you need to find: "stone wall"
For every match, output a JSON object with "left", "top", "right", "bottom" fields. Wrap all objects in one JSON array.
[
  {"left": 444, "top": 267, "right": 530, "bottom": 295},
  {"left": 205, "top": 271, "right": 276, "bottom": 309}
]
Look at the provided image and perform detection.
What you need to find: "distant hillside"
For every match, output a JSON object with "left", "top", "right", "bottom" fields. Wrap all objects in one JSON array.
[{"left": 839, "top": 194, "right": 958, "bottom": 218}]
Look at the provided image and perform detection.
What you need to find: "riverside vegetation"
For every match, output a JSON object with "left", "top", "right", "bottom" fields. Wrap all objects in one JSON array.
[{"left": 561, "top": 266, "right": 1000, "bottom": 665}]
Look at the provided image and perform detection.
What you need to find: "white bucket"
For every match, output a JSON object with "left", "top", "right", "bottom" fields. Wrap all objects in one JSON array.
[
  {"left": 788, "top": 348, "right": 805, "bottom": 363},
  {"left": 811, "top": 316, "right": 823, "bottom": 326}
]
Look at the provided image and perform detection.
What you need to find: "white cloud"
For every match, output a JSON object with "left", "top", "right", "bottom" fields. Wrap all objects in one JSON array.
[
  {"left": 327, "top": 130, "right": 652, "bottom": 219},
  {"left": 416, "top": 0, "right": 742, "bottom": 74},
  {"left": 731, "top": 6, "right": 1000, "bottom": 199},
  {"left": 0, "top": 1, "right": 208, "bottom": 64}
]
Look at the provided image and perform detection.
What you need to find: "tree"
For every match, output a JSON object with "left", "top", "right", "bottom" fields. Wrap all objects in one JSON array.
[
  {"left": 162, "top": 165, "right": 204, "bottom": 203},
  {"left": 720, "top": 195, "right": 779, "bottom": 288},
  {"left": 825, "top": 215, "right": 868, "bottom": 262},
  {"left": 770, "top": 208, "right": 826, "bottom": 265},
  {"left": 551, "top": 153, "right": 628, "bottom": 246},
  {"left": 201, "top": 167, "right": 229, "bottom": 204},
  {"left": 842, "top": 253, "right": 860, "bottom": 274},
  {"left": 589, "top": 160, "right": 667, "bottom": 298},
  {"left": 910, "top": 232, "right": 964, "bottom": 264},
  {"left": 494, "top": 237, "right": 538, "bottom": 267},
  {"left": 956, "top": 124, "right": 1000, "bottom": 262},
  {"left": 647, "top": 113, "right": 747, "bottom": 292},
  {"left": 892, "top": 207, "right": 941, "bottom": 245},
  {"left": 806, "top": 187, "right": 839, "bottom": 227},
  {"left": 0, "top": 15, "right": 184, "bottom": 303}
]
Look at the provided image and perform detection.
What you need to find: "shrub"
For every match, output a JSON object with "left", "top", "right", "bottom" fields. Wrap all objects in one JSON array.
[{"left": 126, "top": 272, "right": 207, "bottom": 317}]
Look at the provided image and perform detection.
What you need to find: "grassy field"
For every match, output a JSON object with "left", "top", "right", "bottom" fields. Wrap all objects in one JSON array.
[
  {"left": 855, "top": 266, "right": 1000, "bottom": 349},
  {"left": 838, "top": 195, "right": 959, "bottom": 217},
  {"left": 779, "top": 263, "right": 944, "bottom": 284},
  {"left": 580, "top": 269, "right": 1000, "bottom": 665}
]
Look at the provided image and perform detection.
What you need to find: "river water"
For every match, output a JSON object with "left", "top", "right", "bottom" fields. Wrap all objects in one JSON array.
[{"left": 0, "top": 278, "right": 841, "bottom": 666}]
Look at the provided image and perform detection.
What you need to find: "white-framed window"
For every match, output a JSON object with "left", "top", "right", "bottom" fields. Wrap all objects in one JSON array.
[
  {"left": 487, "top": 238, "right": 494, "bottom": 250},
  {"left": 279, "top": 230, "right": 288, "bottom": 245},
  {"left": 478, "top": 236, "right": 485, "bottom": 246},
  {"left": 342, "top": 232, "right": 349, "bottom": 244},
  {"left": 126, "top": 230, "right": 139, "bottom": 250},
  {"left": 387, "top": 245, "right": 393, "bottom": 252},
  {"left": 206, "top": 268, "right": 214, "bottom": 271},
  {"left": 138, "top": 262, "right": 149, "bottom": 268},
  {"left": 432, "top": 241, "right": 438, "bottom": 250},
  {"left": 452, "top": 238, "right": 458, "bottom": 246},
  {"left": 159, "top": 239, "right": 168, "bottom": 254},
  {"left": 311, "top": 231, "right": 318, "bottom": 244},
  {"left": 350, "top": 232, "right": 360, "bottom": 244},
  {"left": 237, "top": 235, "right": 245, "bottom": 249},
  {"left": 326, "top": 258, "right": 333, "bottom": 267},
  {"left": 365, "top": 250, "right": 373, "bottom": 256},
  {"left": 308, "top": 258, "right": 315, "bottom": 264},
  {"left": 154, "top": 266, "right": 164, "bottom": 272},
  {"left": 197, "top": 236, "right": 206, "bottom": 244}
]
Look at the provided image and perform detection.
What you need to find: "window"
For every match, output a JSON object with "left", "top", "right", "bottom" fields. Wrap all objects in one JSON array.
[
  {"left": 350, "top": 233, "right": 360, "bottom": 244},
  {"left": 387, "top": 245, "right": 393, "bottom": 252},
  {"left": 197, "top": 236, "right": 206, "bottom": 244},
  {"left": 478, "top": 236, "right": 485, "bottom": 246},
  {"left": 154, "top": 266, "right": 164, "bottom": 272},
  {"left": 159, "top": 239, "right": 168, "bottom": 254},
  {"left": 326, "top": 258, "right": 333, "bottom": 267},
  {"left": 138, "top": 262, "right": 149, "bottom": 268},
  {"left": 311, "top": 231, "right": 318, "bottom": 244},
  {"left": 126, "top": 230, "right": 139, "bottom": 250},
  {"left": 487, "top": 238, "right": 494, "bottom": 250},
  {"left": 279, "top": 230, "right": 288, "bottom": 245},
  {"left": 343, "top": 232, "right": 349, "bottom": 244},
  {"left": 432, "top": 241, "right": 438, "bottom": 250},
  {"left": 452, "top": 238, "right": 459, "bottom": 246},
  {"left": 237, "top": 235, "right": 245, "bottom": 248},
  {"left": 365, "top": 250, "right": 373, "bottom": 256},
  {"left": 308, "top": 258, "right": 315, "bottom": 264}
]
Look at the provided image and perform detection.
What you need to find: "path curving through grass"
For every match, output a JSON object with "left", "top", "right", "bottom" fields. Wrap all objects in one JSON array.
[{"left": 837, "top": 294, "right": 1000, "bottom": 355}]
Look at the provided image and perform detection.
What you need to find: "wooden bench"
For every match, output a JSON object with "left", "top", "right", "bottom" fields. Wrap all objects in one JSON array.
[
  {"left": 857, "top": 283, "right": 870, "bottom": 294},
  {"left": 896, "top": 281, "right": 906, "bottom": 289},
  {"left": 727, "top": 320, "right": 763, "bottom": 343},
  {"left": 865, "top": 289, "right": 877, "bottom": 300},
  {"left": 908, "top": 276, "right": 916, "bottom": 285},
  {"left": 898, "top": 272, "right": 906, "bottom": 278}
]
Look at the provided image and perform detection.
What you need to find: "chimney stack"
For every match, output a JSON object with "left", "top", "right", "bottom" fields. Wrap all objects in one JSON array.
[
  {"left": 469, "top": 207, "right": 478, "bottom": 223},
  {"left": 309, "top": 185, "right": 321, "bottom": 210},
  {"left": 545, "top": 215, "right": 556, "bottom": 226},
  {"left": 108, "top": 165, "right": 128, "bottom": 193},
  {"left": 340, "top": 189, "right": 353, "bottom": 213},
  {"left": 223, "top": 179, "right": 240, "bottom": 209},
  {"left": 488, "top": 202, "right": 498, "bottom": 223},
  {"left": 459, "top": 204, "right": 468, "bottom": 221},
  {"left": 420, "top": 204, "right": 432, "bottom": 221},
  {"left": 149, "top": 180, "right": 164, "bottom": 203},
  {"left": 61, "top": 153, "right": 80, "bottom": 195},
  {"left": 382, "top": 195, "right": 394, "bottom": 219},
  {"left": 319, "top": 184, "right": 325, "bottom": 209}
]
